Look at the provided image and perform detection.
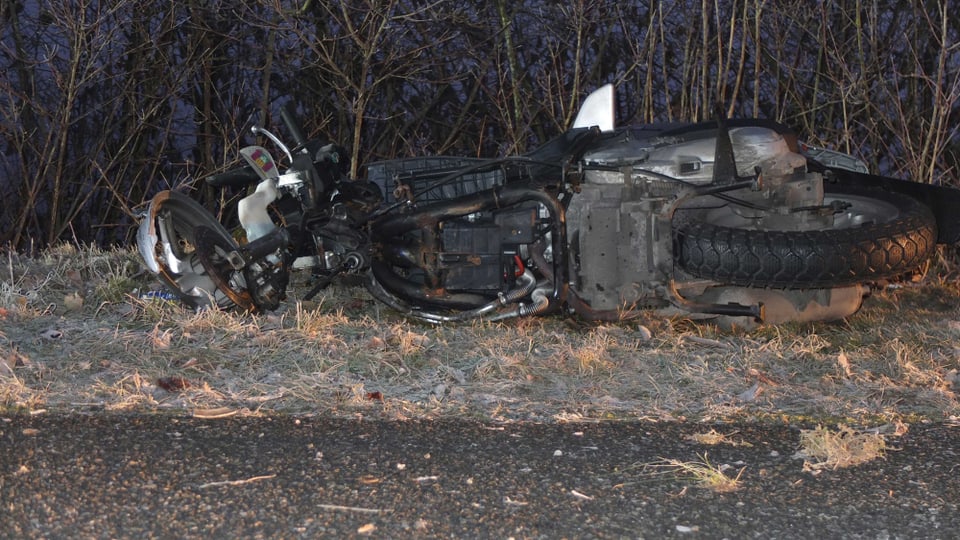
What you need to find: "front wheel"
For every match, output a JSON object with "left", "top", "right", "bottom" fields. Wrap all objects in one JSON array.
[
  {"left": 137, "top": 190, "right": 255, "bottom": 310},
  {"left": 674, "top": 185, "right": 937, "bottom": 288}
]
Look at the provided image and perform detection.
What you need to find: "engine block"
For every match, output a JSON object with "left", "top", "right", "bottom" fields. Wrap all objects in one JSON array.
[{"left": 566, "top": 178, "right": 674, "bottom": 310}]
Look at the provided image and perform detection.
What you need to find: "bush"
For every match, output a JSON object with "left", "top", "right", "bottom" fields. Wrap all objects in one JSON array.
[{"left": 1, "top": 0, "right": 957, "bottom": 251}]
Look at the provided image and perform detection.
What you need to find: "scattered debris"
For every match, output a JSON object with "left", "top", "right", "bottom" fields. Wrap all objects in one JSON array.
[
  {"left": 40, "top": 329, "right": 62, "bottom": 340},
  {"left": 636, "top": 325, "right": 653, "bottom": 340},
  {"left": 157, "top": 376, "right": 191, "bottom": 393},
  {"left": 837, "top": 350, "right": 854, "bottom": 378},
  {"left": 570, "top": 489, "right": 594, "bottom": 501},
  {"left": 684, "top": 429, "right": 753, "bottom": 447},
  {"left": 316, "top": 504, "right": 389, "bottom": 514},
  {"left": 737, "top": 382, "right": 761, "bottom": 403},
  {"left": 192, "top": 407, "right": 239, "bottom": 419},
  {"left": 415, "top": 475, "right": 439, "bottom": 483},
  {"left": 682, "top": 336, "right": 730, "bottom": 349},
  {"left": 63, "top": 292, "right": 84, "bottom": 311},
  {"left": 198, "top": 474, "right": 276, "bottom": 488},
  {"left": 644, "top": 453, "right": 744, "bottom": 492},
  {"left": 796, "top": 425, "right": 888, "bottom": 472}
]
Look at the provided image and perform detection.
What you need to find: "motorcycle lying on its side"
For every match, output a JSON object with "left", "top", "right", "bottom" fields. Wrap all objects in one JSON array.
[{"left": 137, "top": 85, "right": 960, "bottom": 326}]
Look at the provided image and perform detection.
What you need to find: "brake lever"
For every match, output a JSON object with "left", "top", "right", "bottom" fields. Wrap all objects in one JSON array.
[{"left": 251, "top": 126, "right": 293, "bottom": 163}]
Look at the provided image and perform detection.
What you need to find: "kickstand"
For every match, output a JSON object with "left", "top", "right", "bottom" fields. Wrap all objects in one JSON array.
[{"left": 303, "top": 274, "right": 334, "bottom": 301}]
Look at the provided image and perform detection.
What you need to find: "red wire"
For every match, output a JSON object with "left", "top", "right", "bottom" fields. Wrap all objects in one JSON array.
[{"left": 513, "top": 255, "right": 525, "bottom": 277}]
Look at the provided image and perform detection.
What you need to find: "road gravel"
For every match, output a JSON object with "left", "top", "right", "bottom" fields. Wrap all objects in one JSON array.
[{"left": 1, "top": 413, "right": 957, "bottom": 538}]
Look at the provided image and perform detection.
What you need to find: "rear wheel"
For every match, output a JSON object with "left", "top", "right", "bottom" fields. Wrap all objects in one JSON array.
[
  {"left": 674, "top": 185, "right": 937, "bottom": 287},
  {"left": 137, "top": 190, "right": 255, "bottom": 310}
]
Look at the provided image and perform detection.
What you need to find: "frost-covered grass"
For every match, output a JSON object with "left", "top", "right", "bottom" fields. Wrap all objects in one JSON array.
[{"left": 1, "top": 244, "right": 958, "bottom": 426}]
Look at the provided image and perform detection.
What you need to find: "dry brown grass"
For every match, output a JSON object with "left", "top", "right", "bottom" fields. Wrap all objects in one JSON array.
[
  {"left": 643, "top": 453, "right": 745, "bottom": 493},
  {"left": 684, "top": 428, "right": 754, "bottom": 447},
  {"left": 796, "top": 424, "right": 898, "bottom": 472},
  {"left": 1, "top": 244, "right": 959, "bottom": 425}
]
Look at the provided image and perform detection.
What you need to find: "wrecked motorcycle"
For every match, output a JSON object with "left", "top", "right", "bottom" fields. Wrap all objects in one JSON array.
[{"left": 137, "top": 85, "right": 960, "bottom": 325}]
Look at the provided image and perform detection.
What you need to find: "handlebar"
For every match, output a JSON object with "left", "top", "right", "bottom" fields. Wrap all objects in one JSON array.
[
  {"left": 206, "top": 101, "right": 312, "bottom": 188},
  {"left": 280, "top": 102, "right": 308, "bottom": 149},
  {"left": 206, "top": 167, "right": 261, "bottom": 188}
]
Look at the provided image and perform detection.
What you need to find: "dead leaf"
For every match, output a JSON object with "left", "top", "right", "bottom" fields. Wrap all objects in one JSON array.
[
  {"left": 157, "top": 376, "right": 191, "bottom": 392},
  {"left": 150, "top": 327, "right": 172, "bottom": 349},
  {"left": 837, "top": 351, "right": 853, "bottom": 378},
  {"left": 66, "top": 269, "right": 83, "bottom": 286},
  {"left": 737, "top": 382, "right": 761, "bottom": 402},
  {"left": 22, "top": 428, "right": 40, "bottom": 436},
  {"left": 177, "top": 357, "right": 198, "bottom": 368},
  {"left": 944, "top": 369, "right": 958, "bottom": 388},
  {"left": 63, "top": 292, "right": 84, "bottom": 311},
  {"left": 3, "top": 351, "right": 29, "bottom": 375},
  {"left": 747, "top": 368, "right": 779, "bottom": 386},
  {"left": 365, "top": 336, "right": 386, "bottom": 350},
  {"left": 444, "top": 366, "right": 466, "bottom": 384},
  {"left": 357, "top": 523, "right": 376, "bottom": 535},
  {"left": 636, "top": 325, "right": 653, "bottom": 340}
]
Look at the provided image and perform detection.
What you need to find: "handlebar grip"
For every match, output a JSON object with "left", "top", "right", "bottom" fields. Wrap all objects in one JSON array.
[
  {"left": 280, "top": 102, "right": 308, "bottom": 148},
  {"left": 205, "top": 167, "right": 261, "bottom": 188}
]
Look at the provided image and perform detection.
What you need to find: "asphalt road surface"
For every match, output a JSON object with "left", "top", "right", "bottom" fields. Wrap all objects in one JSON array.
[{"left": 2, "top": 413, "right": 957, "bottom": 538}]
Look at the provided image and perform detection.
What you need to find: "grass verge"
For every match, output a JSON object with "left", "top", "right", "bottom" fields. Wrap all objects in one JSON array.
[{"left": 1, "top": 244, "right": 958, "bottom": 426}]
